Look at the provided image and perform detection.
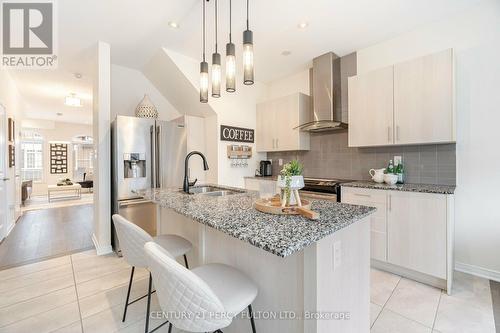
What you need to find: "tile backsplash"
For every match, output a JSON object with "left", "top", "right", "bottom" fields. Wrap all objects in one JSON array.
[{"left": 268, "top": 131, "right": 456, "bottom": 185}]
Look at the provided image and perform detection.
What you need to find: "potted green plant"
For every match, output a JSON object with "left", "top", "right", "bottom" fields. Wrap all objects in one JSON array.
[{"left": 277, "top": 160, "right": 304, "bottom": 206}]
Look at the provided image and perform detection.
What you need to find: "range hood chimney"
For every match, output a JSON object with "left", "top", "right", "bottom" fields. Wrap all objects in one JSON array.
[{"left": 296, "top": 52, "right": 355, "bottom": 132}]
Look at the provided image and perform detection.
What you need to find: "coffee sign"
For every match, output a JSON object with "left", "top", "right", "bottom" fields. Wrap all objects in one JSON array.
[{"left": 220, "top": 125, "right": 254, "bottom": 143}]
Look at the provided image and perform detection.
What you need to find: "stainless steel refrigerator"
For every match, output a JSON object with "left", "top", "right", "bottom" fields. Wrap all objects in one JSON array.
[{"left": 111, "top": 115, "right": 186, "bottom": 253}]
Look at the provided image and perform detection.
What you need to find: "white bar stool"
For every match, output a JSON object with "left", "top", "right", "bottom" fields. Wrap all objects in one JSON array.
[
  {"left": 112, "top": 214, "right": 193, "bottom": 333},
  {"left": 144, "top": 241, "right": 258, "bottom": 333}
]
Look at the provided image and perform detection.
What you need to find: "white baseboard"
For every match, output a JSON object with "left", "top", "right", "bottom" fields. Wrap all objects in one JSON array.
[
  {"left": 455, "top": 262, "right": 500, "bottom": 283},
  {"left": 92, "top": 233, "right": 113, "bottom": 256}
]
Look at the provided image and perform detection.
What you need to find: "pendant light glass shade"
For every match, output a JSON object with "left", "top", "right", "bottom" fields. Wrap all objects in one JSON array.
[
  {"left": 212, "top": 53, "right": 221, "bottom": 98},
  {"left": 243, "top": 0, "right": 254, "bottom": 85},
  {"left": 243, "top": 29, "right": 254, "bottom": 85},
  {"left": 200, "top": 61, "right": 209, "bottom": 103},
  {"left": 200, "top": 0, "right": 208, "bottom": 103},
  {"left": 226, "top": 43, "right": 236, "bottom": 92}
]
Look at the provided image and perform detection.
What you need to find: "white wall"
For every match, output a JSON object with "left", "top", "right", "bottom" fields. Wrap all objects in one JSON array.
[
  {"left": 0, "top": 69, "right": 24, "bottom": 236},
  {"left": 355, "top": 0, "right": 500, "bottom": 279},
  {"left": 21, "top": 120, "right": 92, "bottom": 196},
  {"left": 92, "top": 41, "right": 112, "bottom": 255},
  {"left": 267, "top": 69, "right": 310, "bottom": 100},
  {"left": 165, "top": 49, "right": 268, "bottom": 188},
  {"left": 111, "top": 64, "right": 180, "bottom": 121}
]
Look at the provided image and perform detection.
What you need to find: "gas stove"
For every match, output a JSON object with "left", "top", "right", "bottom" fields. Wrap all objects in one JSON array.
[{"left": 300, "top": 178, "right": 354, "bottom": 202}]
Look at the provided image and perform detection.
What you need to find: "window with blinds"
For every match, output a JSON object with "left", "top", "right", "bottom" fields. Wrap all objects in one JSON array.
[{"left": 21, "top": 141, "right": 44, "bottom": 182}]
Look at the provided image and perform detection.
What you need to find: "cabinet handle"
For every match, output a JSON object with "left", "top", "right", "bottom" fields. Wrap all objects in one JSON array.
[
  {"left": 388, "top": 126, "right": 392, "bottom": 142},
  {"left": 272, "top": 139, "right": 275, "bottom": 149},
  {"left": 388, "top": 194, "right": 392, "bottom": 211},
  {"left": 354, "top": 193, "right": 371, "bottom": 198},
  {"left": 276, "top": 138, "right": 279, "bottom": 148},
  {"left": 396, "top": 126, "right": 400, "bottom": 141}
]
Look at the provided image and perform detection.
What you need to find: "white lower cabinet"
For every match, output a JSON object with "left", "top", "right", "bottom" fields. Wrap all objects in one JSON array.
[
  {"left": 244, "top": 178, "right": 279, "bottom": 194},
  {"left": 342, "top": 187, "right": 388, "bottom": 262},
  {"left": 342, "top": 186, "right": 454, "bottom": 292},
  {"left": 387, "top": 191, "right": 447, "bottom": 279}
]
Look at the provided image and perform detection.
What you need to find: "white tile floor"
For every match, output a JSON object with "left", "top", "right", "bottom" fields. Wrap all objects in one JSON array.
[{"left": 0, "top": 249, "right": 496, "bottom": 333}]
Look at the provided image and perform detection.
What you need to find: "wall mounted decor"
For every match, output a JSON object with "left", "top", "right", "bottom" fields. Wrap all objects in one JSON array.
[
  {"left": 135, "top": 94, "right": 158, "bottom": 119},
  {"left": 50, "top": 143, "right": 68, "bottom": 174},
  {"left": 8, "top": 144, "right": 15, "bottom": 168},
  {"left": 8, "top": 118, "right": 14, "bottom": 142},
  {"left": 220, "top": 125, "right": 254, "bottom": 143}
]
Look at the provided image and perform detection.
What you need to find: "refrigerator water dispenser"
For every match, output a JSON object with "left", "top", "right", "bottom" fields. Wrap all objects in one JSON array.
[{"left": 123, "top": 153, "right": 146, "bottom": 178}]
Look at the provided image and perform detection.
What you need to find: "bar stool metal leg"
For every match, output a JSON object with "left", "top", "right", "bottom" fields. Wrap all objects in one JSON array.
[
  {"left": 168, "top": 323, "right": 172, "bottom": 333},
  {"left": 122, "top": 266, "right": 135, "bottom": 322},
  {"left": 145, "top": 273, "right": 153, "bottom": 333},
  {"left": 183, "top": 254, "right": 189, "bottom": 269},
  {"left": 248, "top": 304, "right": 256, "bottom": 333}
]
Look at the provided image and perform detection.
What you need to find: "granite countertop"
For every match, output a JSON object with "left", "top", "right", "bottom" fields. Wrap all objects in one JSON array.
[
  {"left": 138, "top": 185, "right": 375, "bottom": 258},
  {"left": 342, "top": 181, "right": 456, "bottom": 194}
]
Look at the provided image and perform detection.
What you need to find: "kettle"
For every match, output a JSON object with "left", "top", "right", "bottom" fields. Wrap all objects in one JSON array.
[
  {"left": 369, "top": 168, "right": 385, "bottom": 183},
  {"left": 259, "top": 160, "right": 272, "bottom": 177}
]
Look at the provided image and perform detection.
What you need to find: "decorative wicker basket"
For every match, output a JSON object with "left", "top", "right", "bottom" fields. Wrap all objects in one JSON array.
[{"left": 135, "top": 94, "right": 158, "bottom": 119}]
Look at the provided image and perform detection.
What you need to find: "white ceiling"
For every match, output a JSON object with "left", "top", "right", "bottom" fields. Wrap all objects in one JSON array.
[{"left": 9, "top": 0, "right": 480, "bottom": 124}]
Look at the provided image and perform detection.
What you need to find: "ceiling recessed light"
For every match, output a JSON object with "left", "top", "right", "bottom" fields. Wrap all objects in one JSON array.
[
  {"left": 56, "top": 112, "right": 63, "bottom": 116},
  {"left": 297, "top": 22, "right": 309, "bottom": 29},
  {"left": 65, "top": 93, "right": 82, "bottom": 107},
  {"left": 281, "top": 50, "right": 292, "bottom": 56},
  {"left": 74, "top": 73, "right": 82, "bottom": 79},
  {"left": 168, "top": 21, "right": 179, "bottom": 29}
]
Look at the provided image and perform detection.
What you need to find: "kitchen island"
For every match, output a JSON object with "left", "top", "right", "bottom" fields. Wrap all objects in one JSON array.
[{"left": 139, "top": 185, "right": 376, "bottom": 333}]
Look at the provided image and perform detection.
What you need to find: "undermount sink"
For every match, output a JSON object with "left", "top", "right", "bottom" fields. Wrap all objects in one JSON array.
[{"left": 188, "top": 186, "right": 243, "bottom": 196}]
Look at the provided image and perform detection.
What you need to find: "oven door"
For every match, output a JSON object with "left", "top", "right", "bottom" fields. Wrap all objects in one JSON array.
[{"left": 299, "top": 190, "right": 338, "bottom": 202}]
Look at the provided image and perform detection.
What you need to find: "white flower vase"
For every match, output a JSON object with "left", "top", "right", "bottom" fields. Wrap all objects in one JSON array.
[
  {"left": 277, "top": 175, "right": 304, "bottom": 206},
  {"left": 135, "top": 94, "right": 158, "bottom": 119}
]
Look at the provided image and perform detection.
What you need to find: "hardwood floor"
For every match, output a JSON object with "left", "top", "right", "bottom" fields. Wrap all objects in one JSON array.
[{"left": 0, "top": 205, "right": 94, "bottom": 270}]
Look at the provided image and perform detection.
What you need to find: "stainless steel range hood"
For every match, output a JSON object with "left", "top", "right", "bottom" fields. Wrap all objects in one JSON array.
[{"left": 296, "top": 52, "right": 353, "bottom": 132}]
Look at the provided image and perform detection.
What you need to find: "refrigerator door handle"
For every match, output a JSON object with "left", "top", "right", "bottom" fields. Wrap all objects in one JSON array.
[
  {"left": 150, "top": 125, "right": 156, "bottom": 188},
  {"left": 156, "top": 125, "right": 161, "bottom": 188}
]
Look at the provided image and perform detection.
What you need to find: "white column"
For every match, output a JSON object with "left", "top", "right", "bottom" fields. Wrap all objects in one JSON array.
[{"left": 92, "top": 41, "right": 112, "bottom": 255}]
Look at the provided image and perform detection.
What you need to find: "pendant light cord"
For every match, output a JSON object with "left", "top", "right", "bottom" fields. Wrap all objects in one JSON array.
[
  {"left": 246, "top": 0, "right": 249, "bottom": 30},
  {"left": 202, "top": 0, "right": 206, "bottom": 61},
  {"left": 229, "top": 0, "right": 232, "bottom": 43},
  {"left": 215, "top": 0, "right": 218, "bottom": 53}
]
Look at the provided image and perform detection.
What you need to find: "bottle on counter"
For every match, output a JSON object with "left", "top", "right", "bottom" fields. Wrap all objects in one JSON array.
[
  {"left": 386, "top": 160, "right": 394, "bottom": 174},
  {"left": 395, "top": 161, "right": 405, "bottom": 183}
]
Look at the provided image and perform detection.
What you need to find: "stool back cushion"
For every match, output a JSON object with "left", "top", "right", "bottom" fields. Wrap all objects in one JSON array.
[
  {"left": 144, "top": 242, "right": 232, "bottom": 332},
  {"left": 112, "top": 214, "right": 153, "bottom": 267}
]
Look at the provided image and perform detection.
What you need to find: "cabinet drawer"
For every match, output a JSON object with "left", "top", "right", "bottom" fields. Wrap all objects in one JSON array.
[
  {"left": 342, "top": 187, "right": 387, "bottom": 204},
  {"left": 371, "top": 231, "right": 387, "bottom": 262}
]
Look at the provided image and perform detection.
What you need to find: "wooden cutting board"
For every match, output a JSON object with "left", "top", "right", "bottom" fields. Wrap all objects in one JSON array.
[{"left": 254, "top": 197, "right": 320, "bottom": 220}]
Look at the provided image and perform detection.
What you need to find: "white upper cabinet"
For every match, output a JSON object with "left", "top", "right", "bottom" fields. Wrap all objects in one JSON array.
[
  {"left": 348, "top": 66, "right": 394, "bottom": 147},
  {"left": 348, "top": 49, "right": 455, "bottom": 147},
  {"left": 256, "top": 93, "right": 310, "bottom": 152},
  {"left": 394, "top": 49, "right": 455, "bottom": 144}
]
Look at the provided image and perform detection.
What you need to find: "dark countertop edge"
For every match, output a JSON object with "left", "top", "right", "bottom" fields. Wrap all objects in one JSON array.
[{"left": 341, "top": 181, "right": 456, "bottom": 195}]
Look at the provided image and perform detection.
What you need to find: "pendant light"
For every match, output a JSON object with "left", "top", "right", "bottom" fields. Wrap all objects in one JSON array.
[
  {"left": 225, "top": 0, "right": 236, "bottom": 92},
  {"left": 211, "top": 0, "right": 221, "bottom": 98},
  {"left": 243, "top": 0, "right": 254, "bottom": 85},
  {"left": 200, "top": 0, "right": 209, "bottom": 103}
]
